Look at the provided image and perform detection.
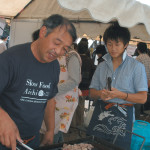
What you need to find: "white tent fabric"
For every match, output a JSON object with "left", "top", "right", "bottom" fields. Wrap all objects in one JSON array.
[
  {"left": 17, "top": 0, "right": 92, "bottom": 20},
  {"left": 2, "top": 0, "right": 149, "bottom": 46},
  {"left": 0, "top": 0, "right": 31, "bottom": 18},
  {"left": 9, "top": 18, "right": 150, "bottom": 47},
  {"left": 58, "top": 0, "right": 150, "bottom": 39},
  {"left": 14, "top": 0, "right": 150, "bottom": 41}
]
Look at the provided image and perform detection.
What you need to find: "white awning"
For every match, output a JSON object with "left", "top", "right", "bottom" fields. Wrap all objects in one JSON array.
[
  {"left": 58, "top": 0, "right": 150, "bottom": 38},
  {"left": 0, "top": 0, "right": 31, "bottom": 18}
]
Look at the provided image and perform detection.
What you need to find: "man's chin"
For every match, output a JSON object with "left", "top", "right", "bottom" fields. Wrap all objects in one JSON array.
[{"left": 46, "top": 58, "right": 56, "bottom": 63}]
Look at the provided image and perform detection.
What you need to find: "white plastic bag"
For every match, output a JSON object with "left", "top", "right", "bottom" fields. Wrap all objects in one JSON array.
[{"left": 83, "top": 106, "right": 95, "bottom": 127}]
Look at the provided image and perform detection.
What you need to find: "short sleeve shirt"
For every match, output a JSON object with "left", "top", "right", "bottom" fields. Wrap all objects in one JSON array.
[
  {"left": 0, "top": 43, "right": 60, "bottom": 137},
  {"left": 90, "top": 52, "right": 148, "bottom": 104}
]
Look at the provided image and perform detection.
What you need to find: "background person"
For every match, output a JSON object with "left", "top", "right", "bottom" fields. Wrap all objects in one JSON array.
[
  {"left": 87, "top": 22, "right": 147, "bottom": 150},
  {"left": 132, "top": 48, "right": 139, "bottom": 59},
  {"left": 0, "top": 14, "right": 77, "bottom": 150},
  {"left": 40, "top": 44, "right": 82, "bottom": 144},
  {"left": 136, "top": 42, "right": 150, "bottom": 88},
  {"left": 71, "top": 41, "right": 95, "bottom": 128},
  {"left": 95, "top": 44, "right": 107, "bottom": 65},
  {"left": 135, "top": 42, "right": 150, "bottom": 117}
]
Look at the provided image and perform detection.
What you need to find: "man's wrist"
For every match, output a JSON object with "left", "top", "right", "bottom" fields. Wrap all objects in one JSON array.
[{"left": 124, "top": 93, "right": 128, "bottom": 100}]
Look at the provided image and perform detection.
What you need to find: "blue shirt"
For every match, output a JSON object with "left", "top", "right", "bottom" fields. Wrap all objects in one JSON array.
[{"left": 90, "top": 51, "right": 148, "bottom": 104}]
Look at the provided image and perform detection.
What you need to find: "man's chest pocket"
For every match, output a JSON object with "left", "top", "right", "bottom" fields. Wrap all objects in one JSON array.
[{"left": 115, "top": 76, "right": 132, "bottom": 91}]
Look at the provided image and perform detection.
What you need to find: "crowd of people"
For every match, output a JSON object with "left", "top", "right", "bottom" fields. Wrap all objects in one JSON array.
[{"left": 0, "top": 14, "right": 149, "bottom": 150}]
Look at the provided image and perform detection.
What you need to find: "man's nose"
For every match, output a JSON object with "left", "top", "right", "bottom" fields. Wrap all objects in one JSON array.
[
  {"left": 112, "top": 44, "right": 116, "bottom": 50},
  {"left": 55, "top": 46, "right": 64, "bottom": 56}
]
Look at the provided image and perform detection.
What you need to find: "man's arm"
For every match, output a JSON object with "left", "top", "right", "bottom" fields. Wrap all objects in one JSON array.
[
  {"left": 90, "top": 88, "right": 147, "bottom": 104},
  {"left": 107, "top": 88, "right": 147, "bottom": 104},
  {"left": 90, "top": 88, "right": 102, "bottom": 100},
  {"left": 0, "top": 107, "right": 22, "bottom": 150},
  {"left": 90, "top": 88, "right": 118, "bottom": 102},
  {"left": 40, "top": 98, "right": 55, "bottom": 146}
]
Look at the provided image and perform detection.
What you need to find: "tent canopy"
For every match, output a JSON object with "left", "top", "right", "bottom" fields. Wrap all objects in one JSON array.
[
  {"left": 18, "top": 0, "right": 150, "bottom": 41},
  {"left": 59, "top": 0, "right": 150, "bottom": 34},
  {"left": 1, "top": 0, "right": 150, "bottom": 41},
  {"left": 0, "top": 0, "right": 31, "bottom": 18}
]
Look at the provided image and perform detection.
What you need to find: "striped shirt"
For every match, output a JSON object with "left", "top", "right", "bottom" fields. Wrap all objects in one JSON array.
[{"left": 136, "top": 53, "right": 150, "bottom": 80}]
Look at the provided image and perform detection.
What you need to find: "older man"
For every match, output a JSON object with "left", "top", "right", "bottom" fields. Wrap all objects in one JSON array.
[{"left": 0, "top": 14, "right": 77, "bottom": 150}]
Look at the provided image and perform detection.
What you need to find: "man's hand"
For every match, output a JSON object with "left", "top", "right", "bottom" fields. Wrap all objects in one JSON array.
[
  {"left": 100, "top": 89, "right": 111, "bottom": 100},
  {"left": 101, "top": 88, "right": 121, "bottom": 100},
  {"left": 40, "top": 98, "right": 55, "bottom": 146},
  {"left": 40, "top": 130, "right": 54, "bottom": 146},
  {"left": 102, "top": 88, "right": 126, "bottom": 101},
  {"left": 0, "top": 108, "right": 22, "bottom": 150}
]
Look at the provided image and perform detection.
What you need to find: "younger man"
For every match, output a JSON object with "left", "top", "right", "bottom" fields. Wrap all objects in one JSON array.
[{"left": 88, "top": 22, "right": 147, "bottom": 150}]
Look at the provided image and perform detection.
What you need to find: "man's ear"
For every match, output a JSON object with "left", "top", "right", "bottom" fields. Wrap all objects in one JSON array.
[{"left": 39, "top": 26, "right": 47, "bottom": 38}]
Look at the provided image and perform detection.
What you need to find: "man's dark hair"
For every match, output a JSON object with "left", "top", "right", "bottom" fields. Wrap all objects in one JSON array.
[
  {"left": 96, "top": 45, "right": 107, "bottom": 56},
  {"left": 80, "top": 38, "right": 88, "bottom": 44},
  {"left": 103, "top": 22, "right": 130, "bottom": 45},
  {"left": 133, "top": 48, "right": 139, "bottom": 57},
  {"left": 42, "top": 14, "right": 77, "bottom": 42},
  {"left": 77, "top": 41, "right": 88, "bottom": 54},
  {"left": 137, "top": 42, "right": 147, "bottom": 53}
]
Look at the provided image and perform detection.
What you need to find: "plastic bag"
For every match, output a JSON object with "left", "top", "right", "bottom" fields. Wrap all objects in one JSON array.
[{"left": 83, "top": 106, "right": 95, "bottom": 127}]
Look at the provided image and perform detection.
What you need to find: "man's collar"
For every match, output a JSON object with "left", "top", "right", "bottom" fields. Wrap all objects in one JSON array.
[{"left": 103, "top": 50, "right": 127, "bottom": 62}]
